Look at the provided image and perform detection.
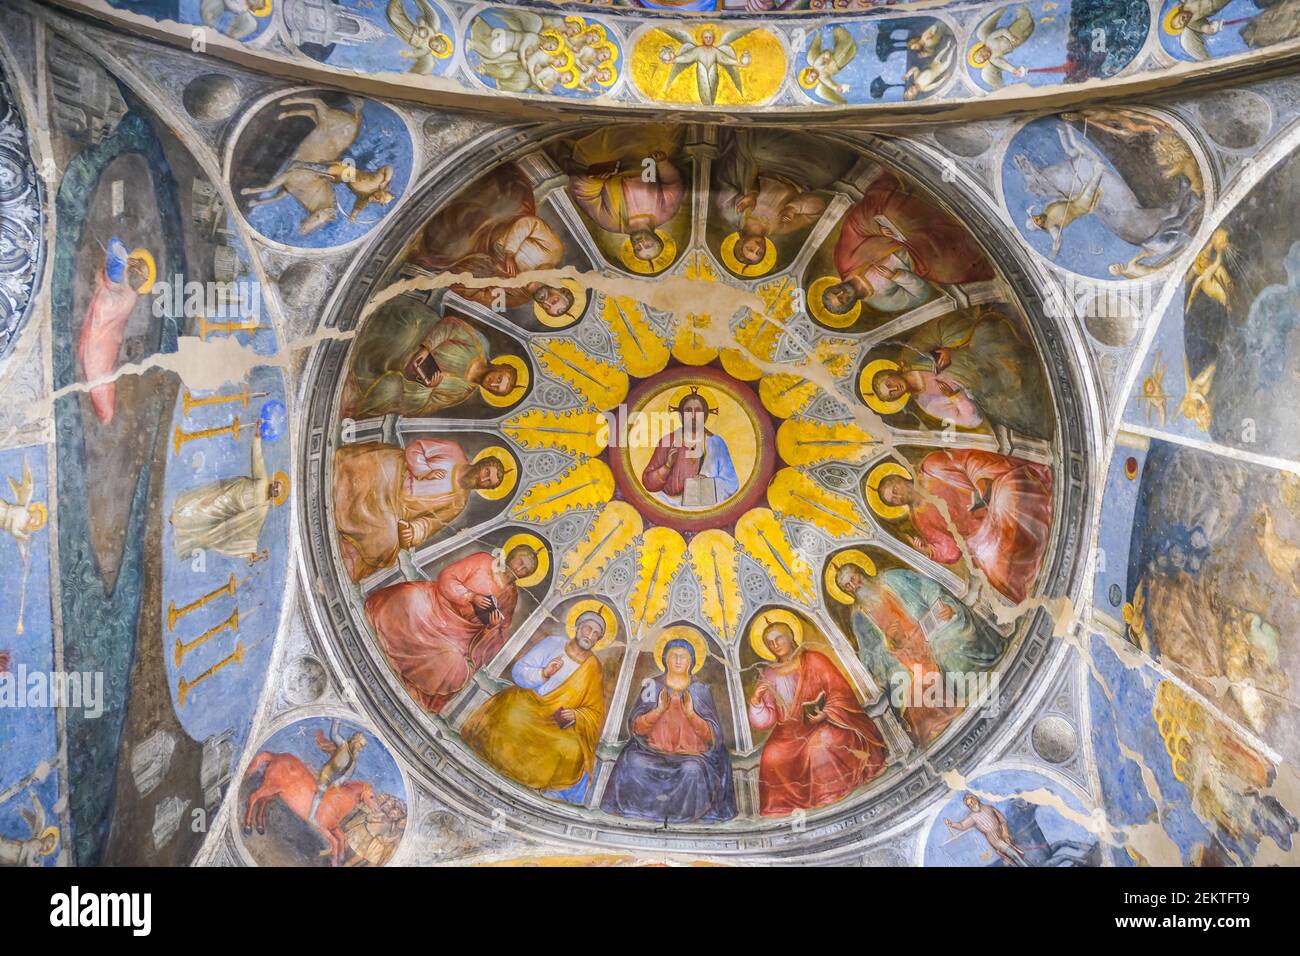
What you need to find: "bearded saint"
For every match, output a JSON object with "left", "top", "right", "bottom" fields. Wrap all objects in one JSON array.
[
  {"left": 639, "top": 390, "right": 738, "bottom": 509},
  {"left": 748, "top": 622, "right": 887, "bottom": 816},
  {"left": 874, "top": 309, "right": 1054, "bottom": 440},
  {"left": 713, "top": 128, "right": 829, "bottom": 267},
  {"left": 77, "top": 237, "right": 154, "bottom": 424},
  {"left": 822, "top": 172, "right": 994, "bottom": 315},
  {"left": 837, "top": 563, "right": 1005, "bottom": 744},
  {"left": 461, "top": 611, "right": 607, "bottom": 803},
  {"left": 880, "top": 449, "right": 1053, "bottom": 604},
  {"left": 343, "top": 294, "right": 519, "bottom": 419},
  {"left": 169, "top": 433, "right": 287, "bottom": 561},
  {"left": 364, "top": 543, "right": 538, "bottom": 714},
  {"left": 563, "top": 125, "right": 686, "bottom": 264},
  {"left": 406, "top": 164, "right": 573, "bottom": 317},
  {"left": 333, "top": 438, "right": 504, "bottom": 582}
]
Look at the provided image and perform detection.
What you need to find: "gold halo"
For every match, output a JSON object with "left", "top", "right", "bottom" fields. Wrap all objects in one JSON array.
[
  {"left": 720, "top": 232, "right": 777, "bottom": 278},
  {"left": 39, "top": 826, "right": 60, "bottom": 855},
  {"left": 533, "top": 277, "right": 587, "bottom": 328},
  {"left": 1162, "top": 5, "right": 1187, "bottom": 34},
  {"left": 129, "top": 248, "right": 156, "bottom": 294},
  {"left": 25, "top": 501, "right": 47, "bottom": 533},
  {"left": 250, "top": 0, "right": 272, "bottom": 17},
  {"left": 865, "top": 460, "right": 912, "bottom": 521},
  {"left": 748, "top": 608, "right": 804, "bottom": 662},
  {"left": 480, "top": 354, "right": 529, "bottom": 408},
  {"left": 858, "top": 358, "right": 909, "bottom": 415},
  {"left": 270, "top": 471, "right": 290, "bottom": 506},
  {"left": 566, "top": 598, "right": 617, "bottom": 651},
  {"left": 825, "top": 549, "right": 877, "bottom": 605},
  {"left": 471, "top": 446, "right": 518, "bottom": 501},
  {"left": 619, "top": 231, "right": 677, "bottom": 275},
  {"left": 807, "top": 274, "right": 861, "bottom": 329},
  {"left": 798, "top": 67, "right": 819, "bottom": 90},
  {"left": 501, "top": 532, "right": 549, "bottom": 587},
  {"left": 967, "top": 41, "right": 988, "bottom": 69},
  {"left": 653, "top": 624, "right": 707, "bottom": 674},
  {"left": 430, "top": 32, "right": 453, "bottom": 59}
]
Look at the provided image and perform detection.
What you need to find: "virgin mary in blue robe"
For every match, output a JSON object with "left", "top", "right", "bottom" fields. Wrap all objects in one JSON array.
[{"left": 600, "top": 639, "right": 737, "bottom": 824}]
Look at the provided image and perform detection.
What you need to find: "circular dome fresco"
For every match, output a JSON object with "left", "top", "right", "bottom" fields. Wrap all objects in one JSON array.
[{"left": 298, "top": 123, "right": 1093, "bottom": 858}]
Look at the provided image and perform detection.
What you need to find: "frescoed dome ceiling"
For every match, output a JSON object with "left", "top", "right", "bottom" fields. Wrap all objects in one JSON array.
[{"left": 297, "top": 122, "right": 1094, "bottom": 853}]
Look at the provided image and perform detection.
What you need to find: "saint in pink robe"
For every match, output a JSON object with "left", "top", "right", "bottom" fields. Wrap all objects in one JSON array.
[
  {"left": 911, "top": 449, "right": 1053, "bottom": 604},
  {"left": 834, "top": 173, "right": 994, "bottom": 289},
  {"left": 748, "top": 649, "right": 887, "bottom": 816},
  {"left": 77, "top": 246, "right": 143, "bottom": 424},
  {"left": 364, "top": 551, "right": 518, "bottom": 713}
]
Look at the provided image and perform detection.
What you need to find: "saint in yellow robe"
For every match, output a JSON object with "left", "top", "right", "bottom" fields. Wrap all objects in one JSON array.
[{"left": 462, "top": 655, "right": 604, "bottom": 793}]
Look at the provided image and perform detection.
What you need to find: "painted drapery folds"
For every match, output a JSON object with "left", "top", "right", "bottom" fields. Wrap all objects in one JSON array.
[{"left": 4, "top": 0, "right": 1300, "bottom": 868}]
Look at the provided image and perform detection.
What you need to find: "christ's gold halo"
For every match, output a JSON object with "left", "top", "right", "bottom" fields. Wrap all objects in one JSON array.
[
  {"left": 749, "top": 608, "right": 804, "bottom": 662},
  {"left": 250, "top": 0, "right": 273, "bottom": 17},
  {"left": 859, "top": 358, "right": 909, "bottom": 415},
  {"left": 533, "top": 277, "right": 587, "bottom": 328},
  {"left": 1162, "top": 5, "right": 1187, "bottom": 34},
  {"left": 129, "top": 248, "right": 156, "bottom": 294},
  {"left": 825, "top": 549, "right": 877, "bottom": 605},
  {"left": 480, "top": 354, "right": 529, "bottom": 407},
  {"left": 654, "top": 625, "right": 707, "bottom": 674},
  {"left": 471, "top": 446, "right": 517, "bottom": 501},
  {"left": 501, "top": 532, "right": 549, "bottom": 587},
  {"left": 865, "top": 460, "right": 912, "bottom": 521},
  {"left": 566, "top": 598, "right": 617, "bottom": 651},
  {"left": 270, "top": 471, "right": 290, "bottom": 506},
  {"left": 619, "top": 231, "right": 677, "bottom": 274},
  {"left": 721, "top": 232, "right": 777, "bottom": 277},
  {"left": 808, "top": 274, "right": 861, "bottom": 328}
]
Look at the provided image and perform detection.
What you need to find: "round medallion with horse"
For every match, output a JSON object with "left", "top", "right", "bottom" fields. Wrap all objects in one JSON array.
[{"left": 612, "top": 365, "right": 775, "bottom": 531}]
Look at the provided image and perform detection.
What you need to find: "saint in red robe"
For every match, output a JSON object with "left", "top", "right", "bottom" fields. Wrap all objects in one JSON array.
[
  {"left": 748, "top": 649, "right": 887, "bottom": 815},
  {"left": 834, "top": 173, "right": 994, "bottom": 289},
  {"left": 364, "top": 550, "right": 519, "bottom": 713},
  {"left": 911, "top": 449, "right": 1053, "bottom": 604}
]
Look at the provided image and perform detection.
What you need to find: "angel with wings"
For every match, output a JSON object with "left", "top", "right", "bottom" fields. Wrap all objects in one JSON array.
[
  {"left": 800, "top": 26, "right": 857, "bottom": 104},
  {"left": 657, "top": 26, "right": 755, "bottom": 105},
  {"left": 969, "top": 4, "right": 1036, "bottom": 88},
  {"left": 0, "top": 791, "right": 59, "bottom": 867},
  {"left": 469, "top": 11, "right": 575, "bottom": 94},
  {"left": 1167, "top": 0, "right": 1236, "bottom": 60},
  {"left": 1, "top": 457, "right": 46, "bottom": 636},
  {"left": 386, "top": 0, "right": 452, "bottom": 75},
  {"left": 199, "top": 0, "right": 271, "bottom": 42}
]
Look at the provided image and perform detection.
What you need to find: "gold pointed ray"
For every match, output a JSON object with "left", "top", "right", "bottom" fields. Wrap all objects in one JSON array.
[
  {"left": 531, "top": 339, "right": 629, "bottom": 411},
  {"left": 767, "top": 467, "right": 873, "bottom": 539},
  {"left": 512, "top": 459, "right": 614, "bottom": 522},
  {"left": 602, "top": 294, "right": 671, "bottom": 379},
  {"left": 627, "top": 526, "right": 687, "bottom": 641},
  {"left": 776, "top": 419, "right": 878, "bottom": 466},
  {"left": 688, "top": 529, "right": 743, "bottom": 646},
  {"left": 502, "top": 407, "right": 610, "bottom": 458},
  {"left": 734, "top": 508, "right": 815, "bottom": 605}
]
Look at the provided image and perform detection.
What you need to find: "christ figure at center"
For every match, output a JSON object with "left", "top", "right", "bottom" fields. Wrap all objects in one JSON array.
[{"left": 640, "top": 387, "right": 739, "bottom": 511}]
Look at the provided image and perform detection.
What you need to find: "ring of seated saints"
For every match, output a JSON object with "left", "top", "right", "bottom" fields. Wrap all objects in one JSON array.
[{"left": 302, "top": 122, "right": 1094, "bottom": 853}]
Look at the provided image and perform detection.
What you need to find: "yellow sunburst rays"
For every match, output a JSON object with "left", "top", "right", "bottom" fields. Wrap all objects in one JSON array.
[
  {"left": 512, "top": 459, "right": 615, "bottom": 522},
  {"left": 758, "top": 337, "right": 857, "bottom": 420},
  {"left": 720, "top": 275, "right": 795, "bottom": 382},
  {"left": 626, "top": 526, "right": 687, "bottom": 643},
  {"left": 775, "top": 419, "right": 879, "bottom": 467},
  {"left": 502, "top": 406, "right": 610, "bottom": 458},
  {"left": 734, "top": 508, "right": 815, "bottom": 606},
  {"left": 767, "top": 467, "right": 873, "bottom": 539},
  {"left": 671, "top": 252, "right": 721, "bottom": 366},
  {"left": 601, "top": 294, "right": 670, "bottom": 378},
  {"left": 558, "top": 501, "right": 643, "bottom": 592},
  {"left": 689, "top": 529, "right": 744, "bottom": 647},
  {"left": 530, "top": 339, "right": 629, "bottom": 411}
]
